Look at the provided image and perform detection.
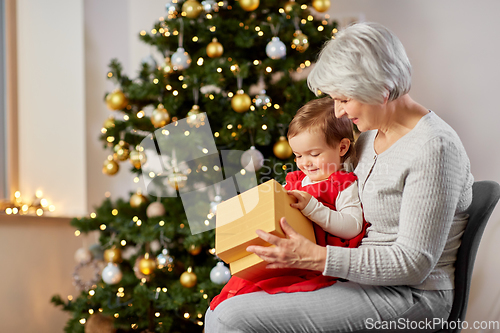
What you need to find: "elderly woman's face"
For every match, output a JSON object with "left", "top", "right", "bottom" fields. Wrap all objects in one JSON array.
[{"left": 332, "top": 97, "right": 383, "bottom": 132}]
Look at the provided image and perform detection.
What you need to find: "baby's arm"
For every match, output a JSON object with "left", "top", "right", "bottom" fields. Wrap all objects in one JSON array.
[{"left": 290, "top": 183, "right": 363, "bottom": 239}]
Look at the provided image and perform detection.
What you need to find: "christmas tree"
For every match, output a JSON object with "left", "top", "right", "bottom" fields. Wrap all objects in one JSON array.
[{"left": 52, "top": 1, "right": 337, "bottom": 332}]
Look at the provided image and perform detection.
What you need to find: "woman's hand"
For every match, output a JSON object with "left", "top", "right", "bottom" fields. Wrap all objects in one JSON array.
[
  {"left": 287, "top": 190, "right": 312, "bottom": 210},
  {"left": 246, "top": 217, "right": 327, "bottom": 272}
]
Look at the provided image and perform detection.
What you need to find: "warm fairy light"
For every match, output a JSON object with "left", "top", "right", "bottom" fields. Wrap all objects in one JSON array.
[
  {"left": 153, "top": 78, "right": 159, "bottom": 84},
  {"left": 114, "top": 313, "right": 119, "bottom": 318},
  {"left": 15, "top": 191, "right": 20, "bottom": 198},
  {"left": 162, "top": 287, "right": 168, "bottom": 292},
  {"left": 89, "top": 309, "right": 94, "bottom": 315},
  {"left": 133, "top": 216, "right": 139, "bottom": 222},
  {"left": 274, "top": 104, "right": 280, "bottom": 109},
  {"left": 79, "top": 318, "right": 86, "bottom": 325},
  {"left": 121, "top": 240, "right": 127, "bottom": 246},
  {"left": 149, "top": 172, "right": 155, "bottom": 178},
  {"left": 90, "top": 212, "right": 96, "bottom": 218},
  {"left": 197, "top": 57, "right": 204, "bottom": 66},
  {"left": 101, "top": 128, "right": 107, "bottom": 134},
  {"left": 180, "top": 223, "right": 185, "bottom": 228},
  {"left": 230, "top": 64, "right": 239, "bottom": 72},
  {"left": 107, "top": 72, "right": 113, "bottom": 78},
  {"left": 151, "top": 29, "right": 157, "bottom": 34},
  {"left": 107, "top": 136, "right": 115, "bottom": 143},
  {"left": 209, "top": 248, "right": 216, "bottom": 255},
  {"left": 67, "top": 295, "right": 73, "bottom": 301},
  {"left": 136, "top": 220, "right": 142, "bottom": 226},
  {"left": 279, "top": 8, "right": 284, "bottom": 13},
  {"left": 141, "top": 278, "right": 147, "bottom": 283},
  {"left": 204, "top": 220, "right": 210, "bottom": 226},
  {"left": 214, "top": 132, "right": 219, "bottom": 137},
  {"left": 240, "top": 169, "right": 246, "bottom": 175},
  {"left": 184, "top": 130, "right": 190, "bottom": 136},
  {"left": 100, "top": 224, "right": 107, "bottom": 231},
  {"left": 155, "top": 312, "right": 161, "bottom": 317},
  {"left": 301, "top": 4, "right": 307, "bottom": 9},
  {"left": 74, "top": 230, "right": 81, "bottom": 236},
  {"left": 112, "top": 209, "right": 118, "bottom": 215},
  {"left": 137, "top": 110, "right": 145, "bottom": 118},
  {"left": 217, "top": 67, "right": 222, "bottom": 73},
  {"left": 166, "top": 84, "right": 172, "bottom": 90},
  {"left": 266, "top": 66, "right": 272, "bottom": 73},
  {"left": 159, "top": 220, "right": 165, "bottom": 226},
  {"left": 227, "top": 124, "right": 233, "bottom": 129},
  {"left": 36, "top": 190, "right": 43, "bottom": 198},
  {"left": 140, "top": 30, "right": 146, "bottom": 36},
  {"left": 206, "top": 13, "right": 212, "bottom": 19},
  {"left": 213, "top": 165, "right": 220, "bottom": 171},
  {"left": 192, "top": 36, "right": 198, "bottom": 42},
  {"left": 182, "top": 83, "right": 188, "bottom": 89},
  {"left": 178, "top": 75, "right": 184, "bottom": 81},
  {"left": 197, "top": 321, "right": 204, "bottom": 326},
  {"left": 133, "top": 177, "right": 140, "bottom": 183},
  {"left": 308, "top": 15, "right": 313, "bottom": 21},
  {"left": 231, "top": 132, "right": 236, "bottom": 137},
  {"left": 209, "top": 26, "right": 216, "bottom": 32},
  {"left": 282, "top": 165, "right": 287, "bottom": 170},
  {"left": 301, "top": 19, "right": 307, "bottom": 24},
  {"left": 99, "top": 308, "right": 103, "bottom": 312},
  {"left": 162, "top": 129, "right": 170, "bottom": 135},
  {"left": 228, "top": 92, "right": 234, "bottom": 97},
  {"left": 36, "top": 209, "right": 43, "bottom": 216},
  {"left": 173, "top": 90, "right": 179, "bottom": 96},
  {"left": 159, "top": 28, "right": 165, "bottom": 33},
  {"left": 202, "top": 148, "right": 209, "bottom": 154},
  {"left": 258, "top": 31, "right": 264, "bottom": 36},
  {"left": 123, "top": 114, "right": 129, "bottom": 120},
  {"left": 89, "top": 290, "right": 95, "bottom": 296},
  {"left": 300, "top": 63, "right": 306, "bottom": 69},
  {"left": 253, "top": 60, "right": 260, "bottom": 65},
  {"left": 209, "top": 94, "right": 214, "bottom": 100},
  {"left": 255, "top": 26, "right": 261, "bottom": 31},
  {"left": 250, "top": 105, "right": 255, "bottom": 111},
  {"left": 305, "top": 60, "right": 311, "bottom": 66},
  {"left": 12, "top": 207, "right": 19, "bottom": 214},
  {"left": 318, "top": 26, "right": 324, "bottom": 32},
  {"left": 262, "top": 124, "right": 268, "bottom": 130},
  {"left": 332, "top": 28, "right": 338, "bottom": 34},
  {"left": 5, "top": 208, "right": 12, "bottom": 215},
  {"left": 49, "top": 205, "right": 55, "bottom": 212},
  {"left": 201, "top": 166, "right": 208, "bottom": 171},
  {"left": 184, "top": 313, "right": 190, "bottom": 319},
  {"left": 203, "top": 293, "right": 208, "bottom": 299}
]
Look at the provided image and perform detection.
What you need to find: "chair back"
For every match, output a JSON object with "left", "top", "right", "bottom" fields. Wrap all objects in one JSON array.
[{"left": 439, "top": 181, "right": 500, "bottom": 333}]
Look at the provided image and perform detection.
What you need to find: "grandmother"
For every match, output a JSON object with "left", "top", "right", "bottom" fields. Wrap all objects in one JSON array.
[{"left": 205, "top": 22, "right": 473, "bottom": 332}]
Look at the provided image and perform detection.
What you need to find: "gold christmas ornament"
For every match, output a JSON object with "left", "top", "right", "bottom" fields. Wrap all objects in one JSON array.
[
  {"left": 167, "top": 171, "right": 188, "bottom": 190},
  {"left": 105, "top": 89, "right": 128, "bottom": 111},
  {"left": 182, "top": 0, "right": 203, "bottom": 18},
  {"left": 146, "top": 201, "right": 166, "bottom": 218},
  {"left": 113, "top": 141, "right": 130, "bottom": 161},
  {"left": 102, "top": 157, "right": 119, "bottom": 175},
  {"left": 273, "top": 136, "right": 293, "bottom": 159},
  {"left": 138, "top": 253, "right": 157, "bottom": 275},
  {"left": 206, "top": 38, "right": 224, "bottom": 58},
  {"left": 231, "top": 90, "right": 252, "bottom": 113},
  {"left": 189, "top": 244, "right": 202, "bottom": 256},
  {"left": 151, "top": 104, "right": 171, "bottom": 128},
  {"left": 239, "top": 0, "right": 259, "bottom": 11},
  {"left": 103, "top": 117, "right": 115, "bottom": 129},
  {"left": 180, "top": 267, "right": 197, "bottom": 288},
  {"left": 130, "top": 192, "right": 148, "bottom": 208},
  {"left": 85, "top": 313, "right": 116, "bottom": 333},
  {"left": 283, "top": 0, "right": 298, "bottom": 13},
  {"left": 291, "top": 30, "right": 309, "bottom": 53},
  {"left": 312, "top": 0, "right": 330, "bottom": 12},
  {"left": 129, "top": 150, "right": 147, "bottom": 169},
  {"left": 104, "top": 248, "right": 123, "bottom": 263}
]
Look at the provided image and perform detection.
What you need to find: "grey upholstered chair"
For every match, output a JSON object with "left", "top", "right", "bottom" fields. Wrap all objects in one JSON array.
[{"left": 434, "top": 181, "right": 500, "bottom": 333}]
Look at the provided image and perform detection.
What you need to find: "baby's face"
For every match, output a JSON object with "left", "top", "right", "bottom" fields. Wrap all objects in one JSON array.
[{"left": 288, "top": 130, "right": 343, "bottom": 182}]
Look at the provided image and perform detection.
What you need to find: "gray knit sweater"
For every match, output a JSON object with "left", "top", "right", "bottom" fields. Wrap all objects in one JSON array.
[{"left": 323, "top": 111, "right": 474, "bottom": 290}]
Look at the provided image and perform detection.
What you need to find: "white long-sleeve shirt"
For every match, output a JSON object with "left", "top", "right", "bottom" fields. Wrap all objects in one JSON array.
[{"left": 299, "top": 176, "right": 364, "bottom": 240}]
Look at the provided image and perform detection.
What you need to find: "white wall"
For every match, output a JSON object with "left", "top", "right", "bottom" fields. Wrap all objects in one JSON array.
[
  {"left": 81, "top": 0, "right": 500, "bottom": 329},
  {"left": 330, "top": 0, "right": 500, "bottom": 329},
  {"left": 16, "top": 0, "right": 87, "bottom": 216}
]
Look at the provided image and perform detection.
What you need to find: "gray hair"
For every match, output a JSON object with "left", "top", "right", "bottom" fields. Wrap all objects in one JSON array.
[{"left": 307, "top": 22, "right": 412, "bottom": 104}]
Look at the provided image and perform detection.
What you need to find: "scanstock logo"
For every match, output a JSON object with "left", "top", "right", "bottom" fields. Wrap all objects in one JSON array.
[{"left": 137, "top": 112, "right": 260, "bottom": 235}]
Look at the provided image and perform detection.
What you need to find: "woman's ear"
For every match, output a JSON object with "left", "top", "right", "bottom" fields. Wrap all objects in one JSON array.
[{"left": 339, "top": 138, "right": 351, "bottom": 157}]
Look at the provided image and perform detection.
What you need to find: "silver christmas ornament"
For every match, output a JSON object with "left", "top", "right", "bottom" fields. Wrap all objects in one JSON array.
[
  {"left": 102, "top": 263, "right": 123, "bottom": 285},
  {"left": 266, "top": 37, "right": 286, "bottom": 59},
  {"left": 255, "top": 90, "right": 271, "bottom": 108},
  {"left": 241, "top": 146, "right": 264, "bottom": 171},
  {"left": 171, "top": 47, "right": 191, "bottom": 70},
  {"left": 210, "top": 262, "right": 231, "bottom": 284}
]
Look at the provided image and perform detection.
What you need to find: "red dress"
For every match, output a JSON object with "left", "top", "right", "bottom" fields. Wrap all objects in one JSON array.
[{"left": 210, "top": 170, "right": 368, "bottom": 310}]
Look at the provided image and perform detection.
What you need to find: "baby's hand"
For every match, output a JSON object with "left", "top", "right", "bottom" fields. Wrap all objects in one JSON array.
[{"left": 287, "top": 190, "right": 312, "bottom": 210}]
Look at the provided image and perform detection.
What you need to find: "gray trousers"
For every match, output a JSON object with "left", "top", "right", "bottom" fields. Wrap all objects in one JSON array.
[{"left": 204, "top": 281, "right": 453, "bottom": 332}]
